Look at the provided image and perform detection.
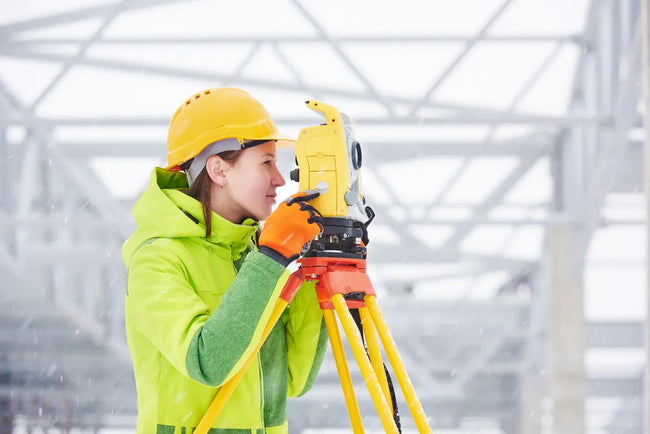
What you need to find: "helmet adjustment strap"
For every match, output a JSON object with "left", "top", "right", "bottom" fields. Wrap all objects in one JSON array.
[{"left": 184, "top": 138, "right": 273, "bottom": 186}]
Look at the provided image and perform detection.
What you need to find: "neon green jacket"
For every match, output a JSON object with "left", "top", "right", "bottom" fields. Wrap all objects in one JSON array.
[{"left": 122, "top": 168, "right": 328, "bottom": 434}]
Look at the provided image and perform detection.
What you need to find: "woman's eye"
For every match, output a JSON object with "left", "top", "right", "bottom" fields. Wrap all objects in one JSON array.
[{"left": 264, "top": 160, "right": 273, "bottom": 166}]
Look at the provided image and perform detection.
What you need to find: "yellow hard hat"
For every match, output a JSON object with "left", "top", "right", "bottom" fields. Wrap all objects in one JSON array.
[{"left": 166, "top": 87, "right": 287, "bottom": 169}]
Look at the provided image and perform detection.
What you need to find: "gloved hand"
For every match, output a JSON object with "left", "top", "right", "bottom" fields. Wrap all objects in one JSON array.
[{"left": 258, "top": 190, "right": 324, "bottom": 266}]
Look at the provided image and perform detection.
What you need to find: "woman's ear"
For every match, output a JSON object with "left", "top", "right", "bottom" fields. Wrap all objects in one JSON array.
[{"left": 205, "top": 155, "right": 228, "bottom": 187}]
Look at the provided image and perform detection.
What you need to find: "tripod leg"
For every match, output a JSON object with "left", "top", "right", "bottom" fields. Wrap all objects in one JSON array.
[
  {"left": 322, "top": 309, "right": 364, "bottom": 434},
  {"left": 331, "top": 294, "right": 399, "bottom": 434},
  {"left": 359, "top": 307, "right": 392, "bottom": 408},
  {"left": 365, "top": 295, "right": 433, "bottom": 434}
]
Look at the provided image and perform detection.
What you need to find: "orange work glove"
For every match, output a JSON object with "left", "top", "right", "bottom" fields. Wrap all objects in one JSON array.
[{"left": 258, "top": 190, "right": 324, "bottom": 266}]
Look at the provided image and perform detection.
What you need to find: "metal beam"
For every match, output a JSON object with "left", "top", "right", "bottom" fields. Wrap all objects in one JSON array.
[
  {"left": 289, "top": 0, "right": 396, "bottom": 116},
  {"left": 53, "top": 139, "right": 552, "bottom": 158},
  {"left": 641, "top": 1, "right": 650, "bottom": 433},
  {"left": 28, "top": 2, "right": 126, "bottom": 111},
  {"left": 454, "top": 326, "right": 518, "bottom": 389},
  {"left": 588, "top": 321, "right": 644, "bottom": 348},
  {"left": 0, "top": 214, "right": 134, "bottom": 231},
  {"left": 589, "top": 376, "right": 642, "bottom": 397},
  {"left": 410, "top": 0, "right": 516, "bottom": 115},
  {"left": 577, "top": 1, "right": 643, "bottom": 260},
  {"left": 484, "top": 40, "right": 565, "bottom": 142},
  {"left": 5, "top": 114, "right": 602, "bottom": 125},
  {"left": 0, "top": 0, "right": 183, "bottom": 36},
  {"left": 6, "top": 36, "right": 587, "bottom": 44},
  {"left": 440, "top": 154, "right": 543, "bottom": 249},
  {"left": 0, "top": 78, "right": 133, "bottom": 238}
]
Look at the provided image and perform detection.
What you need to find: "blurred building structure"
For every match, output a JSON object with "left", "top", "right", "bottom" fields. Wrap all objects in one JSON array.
[{"left": 0, "top": 0, "right": 646, "bottom": 433}]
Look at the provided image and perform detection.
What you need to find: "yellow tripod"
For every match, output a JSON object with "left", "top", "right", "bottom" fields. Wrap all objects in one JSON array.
[{"left": 195, "top": 254, "right": 433, "bottom": 433}]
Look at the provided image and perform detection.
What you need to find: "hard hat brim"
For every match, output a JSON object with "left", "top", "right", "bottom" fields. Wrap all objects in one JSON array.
[{"left": 275, "top": 135, "right": 296, "bottom": 148}]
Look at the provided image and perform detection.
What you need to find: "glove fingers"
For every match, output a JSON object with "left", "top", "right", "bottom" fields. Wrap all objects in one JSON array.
[
  {"left": 286, "top": 189, "right": 320, "bottom": 205},
  {"left": 296, "top": 202, "right": 324, "bottom": 230},
  {"left": 281, "top": 203, "right": 322, "bottom": 239},
  {"left": 307, "top": 213, "right": 324, "bottom": 230}
]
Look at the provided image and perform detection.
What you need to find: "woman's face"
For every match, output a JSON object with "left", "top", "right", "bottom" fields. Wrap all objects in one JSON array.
[{"left": 221, "top": 140, "right": 286, "bottom": 222}]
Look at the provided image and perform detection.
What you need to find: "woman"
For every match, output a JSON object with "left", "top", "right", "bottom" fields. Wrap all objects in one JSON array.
[{"left": 122, "top": 88, "right": 328, "bottom": 434}]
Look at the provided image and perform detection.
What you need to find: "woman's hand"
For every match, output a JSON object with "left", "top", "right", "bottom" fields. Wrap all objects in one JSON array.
[{"left": 258, "top": 191, "right": 324, "bottom": 266}]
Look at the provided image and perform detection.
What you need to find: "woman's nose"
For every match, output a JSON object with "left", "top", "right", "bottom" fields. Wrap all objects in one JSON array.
[{"left": 274, "top": 166, "right": 286, "bottom": 187}]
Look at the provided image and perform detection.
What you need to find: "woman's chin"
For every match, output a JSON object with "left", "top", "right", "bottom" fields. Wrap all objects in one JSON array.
[{"left": 254, "top": 208, "right": 272, "bottom": 222}]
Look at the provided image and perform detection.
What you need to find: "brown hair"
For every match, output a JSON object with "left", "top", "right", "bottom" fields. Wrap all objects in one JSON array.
[{"left": 186, "top": 150, "right": 243, "bottom": 238}]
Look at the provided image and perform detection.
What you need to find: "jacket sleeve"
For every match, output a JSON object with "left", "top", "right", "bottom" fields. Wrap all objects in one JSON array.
[
  {"left": 284, "top": 280, "right": 328, "bottom": 397},
  {"left": 126, "top": 242, "right": 289, "bottom": 387}
]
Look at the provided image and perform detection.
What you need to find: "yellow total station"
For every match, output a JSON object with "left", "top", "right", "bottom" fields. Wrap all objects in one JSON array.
[{"left": 294, "top": 100, "right": 364, "bottom": 219}]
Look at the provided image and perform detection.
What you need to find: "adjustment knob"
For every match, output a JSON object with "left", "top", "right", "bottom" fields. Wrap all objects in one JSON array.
[
  {"left": 290, "top": 168, "right": 300, "bottom": 182},
  {"left": 344, "top": 190, "right": 360, "bottom": 206}
]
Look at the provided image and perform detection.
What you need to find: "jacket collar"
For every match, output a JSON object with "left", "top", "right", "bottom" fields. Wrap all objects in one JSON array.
[{"left": 163, "top": 188, "right": 258, "bottom": 258}]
